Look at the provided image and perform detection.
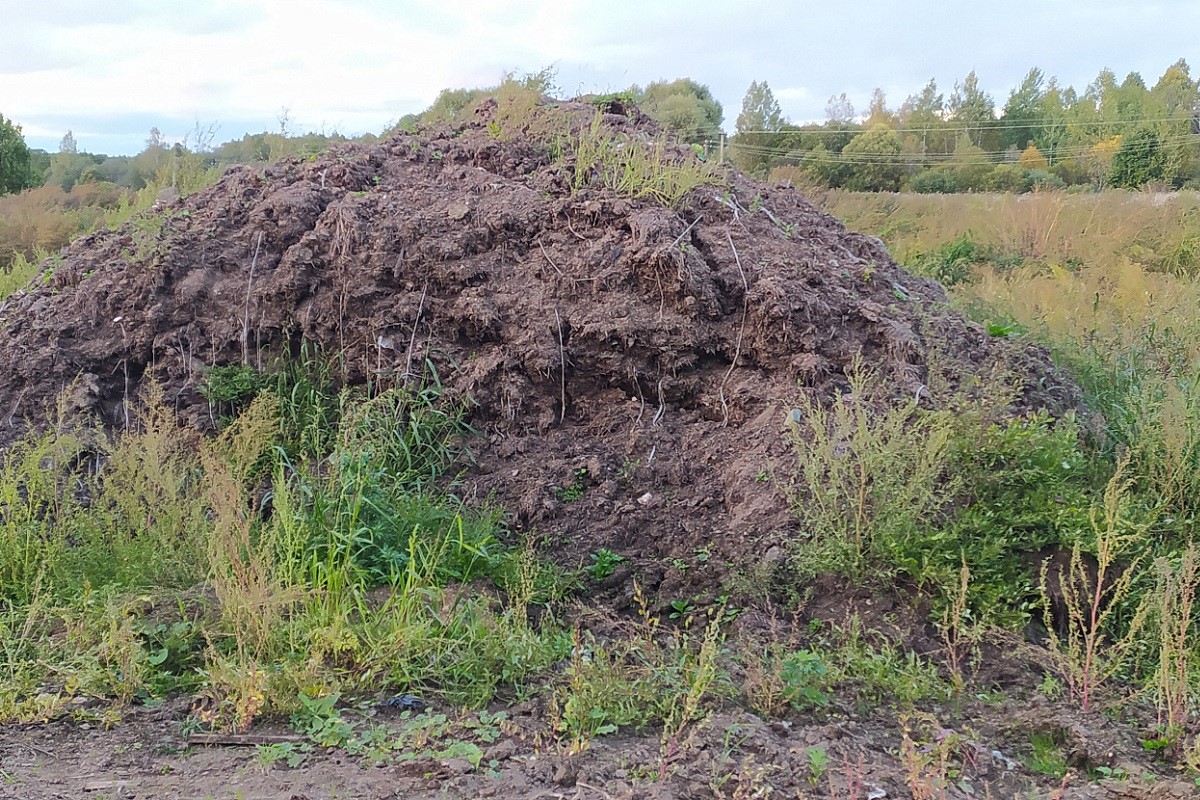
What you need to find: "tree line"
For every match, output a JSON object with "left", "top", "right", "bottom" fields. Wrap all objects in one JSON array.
[{"left": 725, "top": 60, "right": 1200, "bottom": 192}]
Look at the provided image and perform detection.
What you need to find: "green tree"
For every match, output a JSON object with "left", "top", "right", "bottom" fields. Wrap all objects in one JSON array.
[
  {"left": 864, "top": 88, "right": 896, "bottom": 128},
  {"left": 1033, "top": 78, "right": 1071, "bottom": 162},
  {"left": 638, "top": 78, "right": 723, "bottom": 144},
  {"left": 0, "top": 114, "right": 37, "bottom": 195},
  {"left": 129, "top": 127, "right": 172, "bottom": 188},
  {"left": 736, "top": 80, "right": 783, "bottom": 134},
  {"left": 1149, "top": 59, "right": 1200, "bottom": 185},
  {"left": 1109, "top": 128, "right": 1166, "bottom": 187},
  {"left": 1151, "top": 59, "right": 1197, "bottom": 116},
  {"left": 948, "top": 70, "right": 998, "bottom": 151},
  {"left": 732, "top": 80, "right": 784, "bottom": 173},
  {"left": 46, "top": 150, "right": 97, "bottom": 191},
  {"left": 1114, "top": 71, "right": 1149, "bottom": 120},
  {"left": 841, "top": 124, "right": 903, "bottom": 191},
  {"left": 949, "top": 133, "right": 992, "bottom": 191},
  {"left": 1001, "top": 67, "right": 1045, "bottom": 151},
  {"left": 801, "top": 142, "right": 852, "bottom": 188},
  {"left": 1086, "top": 68, "right": 1121, "bottom": 136},
  {"left": 899, "top": 78, "right": 949, "bottom": 158},
  {"left": 825, "top": 92, "right": 855, "bottom": 125}
]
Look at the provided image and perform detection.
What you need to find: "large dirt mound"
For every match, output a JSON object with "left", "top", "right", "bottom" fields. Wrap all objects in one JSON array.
[{"left": 0, "top": 98, "right": 1075, "bottom": 594}]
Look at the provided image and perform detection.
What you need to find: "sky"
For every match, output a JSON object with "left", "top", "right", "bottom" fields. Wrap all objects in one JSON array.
[{"left": 1, "top": 0, "right": 1198, "bottom": 156}]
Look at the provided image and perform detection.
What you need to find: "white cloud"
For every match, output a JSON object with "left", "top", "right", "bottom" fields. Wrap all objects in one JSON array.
[{"left": 2, "top": 0, "right": 1199, "bottom": 153}]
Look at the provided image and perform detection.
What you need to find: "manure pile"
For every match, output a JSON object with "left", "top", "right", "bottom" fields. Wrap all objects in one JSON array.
[{"left": 0, "top": 98, "right": 1074, "bottom": 594}]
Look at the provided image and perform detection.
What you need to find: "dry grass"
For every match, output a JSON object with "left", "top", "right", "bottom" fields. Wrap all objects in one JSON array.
[
  {"left": 570, "top": 114, "right": 722, "bottom": 208},
  {"left": 823, "top": 189, "right": 1200, "bottom": 276}
]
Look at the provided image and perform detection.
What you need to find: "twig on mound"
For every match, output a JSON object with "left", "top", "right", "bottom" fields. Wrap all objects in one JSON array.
[
  {"left": 665, "top": 215, "right": 702, "bottom": 252},
  {"left": 538, "top": 241, "right": 564, "bottom": 276},
  {"left": 403, "top": 280, "right": 429, "bottom": 388},
  {"left": 719, "top": 230, "right": 750, "bottom": 428},
  {"left": 567, "top": 217, "right": 588, "bottom": 241},
  {"left": 652, "top": 378, "right": 666, "bottom": 426},
  {"left": 188, "top": 732, "right": 305, "bottom": 747},
  {"left": 576, "top": 781, "right": 616, "bottom": 799},
  {"left": 16, "top": 741, "right": 52, "bottom": 757},
  {"left": 555, "top": 308, "right": 567, "bottom": 422},
  {"left": 713, "top": 192, "right": 749, "bottom": 223},
  {"left": 241, "top": 231, "right": 263, "bottom": 367}
]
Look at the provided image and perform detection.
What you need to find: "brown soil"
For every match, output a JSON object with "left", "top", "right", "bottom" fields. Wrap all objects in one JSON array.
[
  {"left": 1, "top": 695, "right": 1192, "bottom": 799},
  {"left": 0, "top": 98, "right": 1074, "bottom": 599},
  {"left": 0, "top": 98, "right": 1159, "bottom": 799}
]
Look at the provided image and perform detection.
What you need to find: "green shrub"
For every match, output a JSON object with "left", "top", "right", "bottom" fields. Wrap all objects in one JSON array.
[
  {"left": 785, "top": 358, "right": 959, "bottom": 583},
  {"left": 907, "top": 234, "right": 985, "bottom": 286},
  {"left": 908, "top": 169, "right": 959, "bottom": 194},
  {"left": 201, "top": 364, "right": 263, "bottom": 406},
  {"left": 779, "top": 649, "right": 832, "bottom": 710},
  {"left": 986, "top": 163, "right": 1031, "bottom": 193},
  {"left": 1026, "top": 169, "right": 1066, "bottom": 191},
  {"left": 0, "top": 248, "right": 43, "bottom": 300}
]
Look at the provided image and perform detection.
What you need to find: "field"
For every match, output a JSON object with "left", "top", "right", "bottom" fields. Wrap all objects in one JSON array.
[{"left": 1, "top": 95, "right": 1199, "bottom": 799}]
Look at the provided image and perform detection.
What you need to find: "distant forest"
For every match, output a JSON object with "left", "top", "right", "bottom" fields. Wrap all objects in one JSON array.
[{"left": 723, "top": 60, "right": 1200, "bottom": 193}]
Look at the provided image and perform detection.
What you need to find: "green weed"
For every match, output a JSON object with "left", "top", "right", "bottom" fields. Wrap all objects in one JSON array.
[
  {"left": 568, "top": 114, "right": 722, "bottom": 208},
  {"left": 585, "top": 548, "right": 625, "bottom": 580}
]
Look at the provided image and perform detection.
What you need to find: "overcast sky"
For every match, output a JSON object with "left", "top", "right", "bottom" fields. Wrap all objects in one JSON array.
[{"left": 2, "top": 0, "right": 1198, "bottom": 155}]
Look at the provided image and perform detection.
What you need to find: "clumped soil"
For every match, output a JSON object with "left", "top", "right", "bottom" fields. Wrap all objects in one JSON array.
[
  {"left": 0, "top": 98, "right": 1158, "bottom": 799},
  {"left": 0, "top": 98, "right": 1073, "bottom": 599}
]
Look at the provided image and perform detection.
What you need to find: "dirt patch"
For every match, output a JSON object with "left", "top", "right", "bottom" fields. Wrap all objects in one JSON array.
[{"left": 0, "top": 695, "right": 1188, "bottom": 800}]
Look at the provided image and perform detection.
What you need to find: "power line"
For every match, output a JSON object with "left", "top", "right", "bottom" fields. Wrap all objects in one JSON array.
[
  {"left": 663, "top": 113, "right": 1199, "bottom": 139},
  {"left": 721, "top": 132, "right": 1199, "bottom": 167},
  {"left": 726, "top": 114, "right": 1197, "bottom": 136}
]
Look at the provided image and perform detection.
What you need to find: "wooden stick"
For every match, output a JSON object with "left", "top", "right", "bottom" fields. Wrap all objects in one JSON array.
[
  {"left": 719, "top": 230, "right": 750, "bottom": 428},
  {"left": 555, "top": 309, "right": 567, "bottom": 422},
  {"left": 188, "top": 732, "right": 305, "bottom": 747},
  {"left": 241, "top": 231, "right": 264, "bottom": 366}
]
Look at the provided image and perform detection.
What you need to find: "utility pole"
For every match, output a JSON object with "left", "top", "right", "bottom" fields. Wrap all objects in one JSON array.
[{"left": 718, "top": 132, "right": 725, "bottom": 164}]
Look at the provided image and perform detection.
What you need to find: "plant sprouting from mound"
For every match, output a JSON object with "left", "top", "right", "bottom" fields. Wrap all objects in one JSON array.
[
  {"left": 784, "top": 356, "right": 959, "bottom": 584},
  {"left": 568, "top": 114, "right": 722, "bottom": 208}
]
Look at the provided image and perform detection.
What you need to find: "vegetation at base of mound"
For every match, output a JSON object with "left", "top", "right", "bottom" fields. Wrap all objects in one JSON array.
[
  {"left": 0, "top": 363, "right": 572, "bottom": 725},
  {"left": 813, "top": 189, "right": 1200, "bottom": 766}
]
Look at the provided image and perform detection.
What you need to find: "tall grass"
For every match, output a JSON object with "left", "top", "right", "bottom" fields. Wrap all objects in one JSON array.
[
  {"left": 821, "top": 189, "right": 1200, "bottom": 278},
  {"left": 569, "top": 114, "right": 722, "bottom": 207},
  {"left": 0, "top": 364, "right": 568, "bottom": 727},
  {"left": 815, "top": 188, "right": 1200, "bottom": 742}
]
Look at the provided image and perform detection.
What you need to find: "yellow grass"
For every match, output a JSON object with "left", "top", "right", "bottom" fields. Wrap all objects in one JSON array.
[{"left": 821, "top": 189, "right": 1200, "bottom": 276}]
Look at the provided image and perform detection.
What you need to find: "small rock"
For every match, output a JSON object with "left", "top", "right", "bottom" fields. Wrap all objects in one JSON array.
[
  {"left": 637, "top": 492, "right": 653, "bottom": 506},
  {"left": 441, "top": 756, "right": 474, "bottom": 774},
  {"left": 485, "top": 739, "right": 518, "bottom": 762},
  {"left": 553, "top": 761, "right": 578, "bottom": 787},
  {"left": 383, "top": 693, "right": 425, "bottom": 711}
]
